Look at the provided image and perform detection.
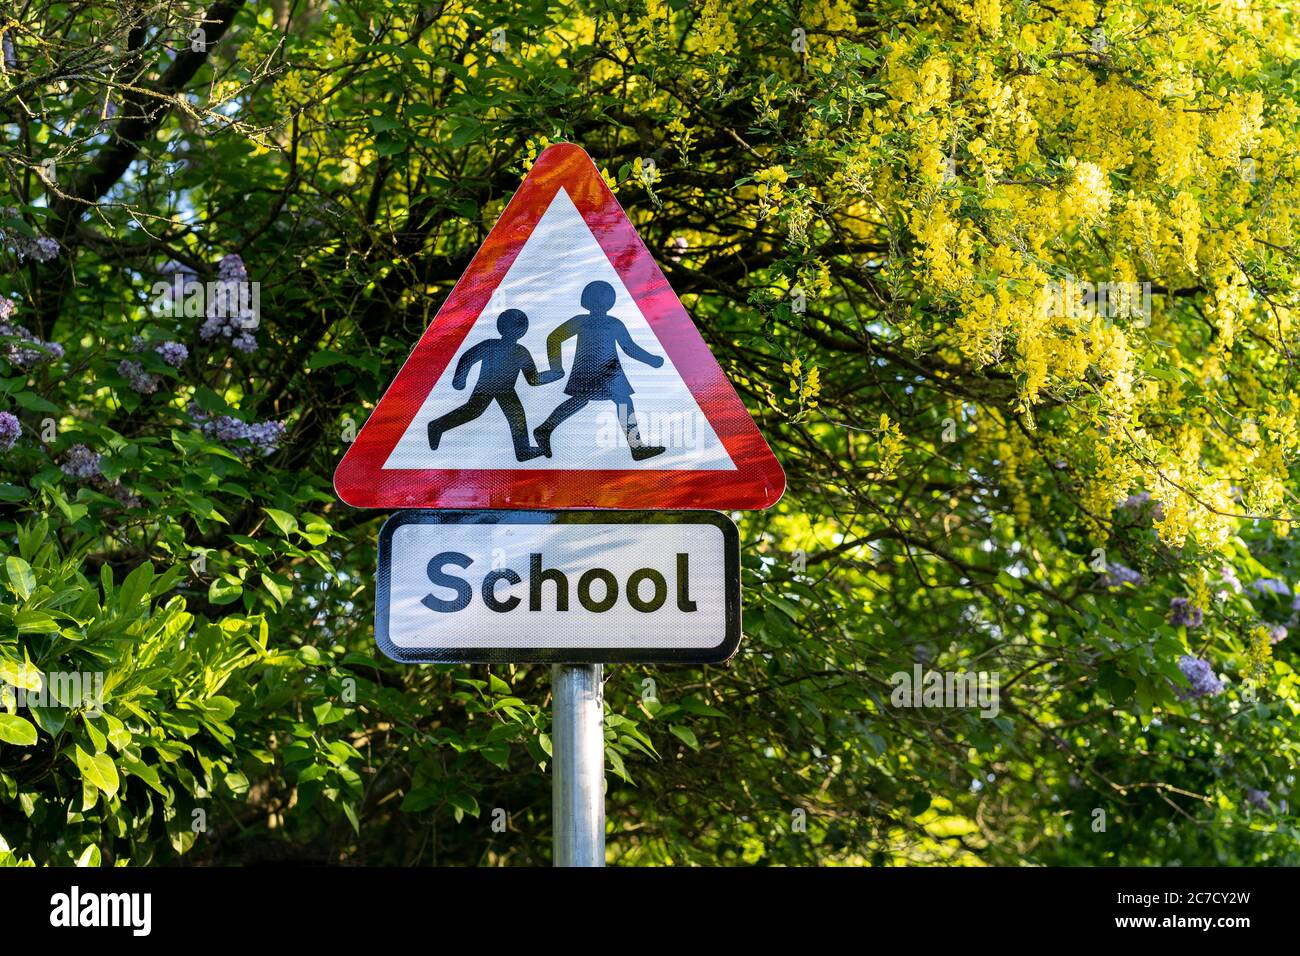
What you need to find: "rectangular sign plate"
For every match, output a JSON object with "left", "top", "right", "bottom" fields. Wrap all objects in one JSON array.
[{"left": 376, "top": 510, "right": 741, "bottom": 664}]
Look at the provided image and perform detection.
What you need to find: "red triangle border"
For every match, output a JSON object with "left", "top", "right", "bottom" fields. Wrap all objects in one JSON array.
[{"left": 334, "top": 143, "right": 785, "bottom": 510}]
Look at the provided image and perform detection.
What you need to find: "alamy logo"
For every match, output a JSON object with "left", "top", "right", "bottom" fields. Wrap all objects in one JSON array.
[
  {"left": 3, "top": 671, "right": 104, "bottom": 716},
  {"left": 49, "top": 886, "right": 151, "bottom": 936},
  {"left": 890, "top": 665, "right": 1000, "bottom": 717}
]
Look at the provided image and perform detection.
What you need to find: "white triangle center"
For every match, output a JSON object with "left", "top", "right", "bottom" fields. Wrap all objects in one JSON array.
[{"left": 382, "top": 188, "right": 735, "bottom": 471}]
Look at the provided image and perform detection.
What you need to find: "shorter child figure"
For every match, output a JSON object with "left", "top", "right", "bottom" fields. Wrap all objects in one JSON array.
[{"left": 426, "top": 309, "right": 557, "bottom": 462}]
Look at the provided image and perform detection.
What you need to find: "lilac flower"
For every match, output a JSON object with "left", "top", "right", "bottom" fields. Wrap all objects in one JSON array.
[
  {"left": 199, "top": 253, "right": 259, "bottom": 354},
  {"left": 1169, "top": 597, "right": 1204, "bottom": 628},
  {"left": 0, "top": 210, "right": 60, "bottom": 262},
  {"left": 189, "top": 404, "right": 285, "bottom": 458},
  {"left": 155, "top": 341, "right": 188, "bottom": 367},
  {"left": 0, "top": 320, "right": 63, "bottom": 367},
  {"left": 118, "top": 359, "right": 159, "bottom": 394},
  {"left": 245, "top": 420, "right": 286, "bottom": 455},
  {"left": 218, "top": 253, "right": 247, "bottom": 281},
  {"left": 0, "top": 299, "right": 13, "bottom": 321},
  {"left": 60, "top": 443, "right": 101, "bottom": 479},
  {"left": 1245, "top": 788, "right": 1270, "bottom": 811},
  {"left": 1268, "top": 624, "right": 1287, "bottom": 644},
  {"left": 118, "top": 338, "right": 187, "bottom": 393},
  {"left": 1249, "top": 578, "right": 1291, "bottom": 597},
  {"left": 1176, "top": 654, "right": 1224, "bottom": 700},
  {"left": 1102, "top": 562, "right": 1142, "bottom": 588},
  {"left": 28, "top": 237, "right": 59, "bottom": 262},
  {"left": 0, "top": 411, "right": 20, "bottom": 451}
]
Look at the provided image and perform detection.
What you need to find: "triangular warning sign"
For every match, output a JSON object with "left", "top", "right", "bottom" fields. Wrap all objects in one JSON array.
[{"left": 334, "top": 143, "right": 785, "bottom": 510}]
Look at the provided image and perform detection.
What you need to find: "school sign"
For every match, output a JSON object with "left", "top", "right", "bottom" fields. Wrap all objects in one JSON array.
[{"left": 334, "top": 143, "right": 783, "bottom": 866}]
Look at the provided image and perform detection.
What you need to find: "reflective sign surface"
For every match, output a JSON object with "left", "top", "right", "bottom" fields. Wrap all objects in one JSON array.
[
  {"left": 375, "top": 510, "right": 741, "bottom": 664},
  {"left": 335, "top": 143, "right": 784, "bottom": 510}
]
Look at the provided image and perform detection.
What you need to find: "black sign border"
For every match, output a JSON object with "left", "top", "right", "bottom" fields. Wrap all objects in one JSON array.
[{"left": 375, "top": 510, "right": 742, "bottom": 664}]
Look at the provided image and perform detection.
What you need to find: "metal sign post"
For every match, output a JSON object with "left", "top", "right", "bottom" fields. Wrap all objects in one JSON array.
[{"left": 551, "top": 664, "right": 605, "bottom": 867}]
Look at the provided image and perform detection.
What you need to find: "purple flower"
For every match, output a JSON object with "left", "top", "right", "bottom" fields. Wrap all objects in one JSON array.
[
  {"left": 29, "top": 237, "right": 59, "bottom": 262},
  {"left": 0, "top": 319, "right": 63, "bottom": 368},
  {"left": 1102, "top": 562, "right": 1142, "bottom": 588},
  {"left": 0, "top": 299, "right": 13, "bottom": 321},
  {"left": 1, "top": 210, "right": 60, "bottom": 262},
  {"left": 1176, "top": 654, "right": 1224, "bottom": 700},
  {"left": 245, "top": 419, "right": 286, "bottom": 455},
  {"left": 155, "top": 341, "right": 188, "bottom": 367},
  {"left": 1268, "top": 624, "right": 1287, "bottom": 644},
  {"left": 0, "top": 411, "right": 20, "bottom": 451},
  {"left": 60, "top": 443, "right": 101, "bottom": 479},
  {"left": 118, "top": 359, "right": 159, "bottom": 394},
  {"left": 190, "top": 404, "right": 285, "bottom": 458},
  {"left": 217, "top": 253, "right": 248, "bottom": 281},
  {"left": 1249, "top": 578, "right": 1291, "bottom": 597},
  {"left": 1169, "top": 597, "right": 1204, "bottom": 628},
  {"left": 198, "top": 254, "right": 259, "bottom": 352},
  {"left": 1245, "top": 788, "right": 1270, "bottom": 811}
]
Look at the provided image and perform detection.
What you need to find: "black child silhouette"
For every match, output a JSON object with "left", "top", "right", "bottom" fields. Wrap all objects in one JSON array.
[
  {"left": 534, "top": 280, "right": 667, "bottom": 461},
  {"left": 426, "top": 308, "right": 556, "bottom": 462}
]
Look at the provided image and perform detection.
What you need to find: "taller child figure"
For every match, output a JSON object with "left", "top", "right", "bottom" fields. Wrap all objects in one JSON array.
[{"left": 534, "top": 280, "right": 667, "bottom": 461}]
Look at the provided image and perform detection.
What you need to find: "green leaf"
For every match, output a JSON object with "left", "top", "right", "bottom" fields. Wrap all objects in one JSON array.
[
  {"left": 669, "top": 724, "right": 699, "bottom": 750},
  {"left": 264, "top": 508, "right": 298, "bottom": 536},
  {"left": 74, "top": 745, "right": 120, "bottom": 798},
  {"left": 0, "top": 657, "right": 42, "bottom": 692},
  {"left": 14, "top": 610, "right": 58, "bottom": 634},
  {"left": 400, "top": 786, "right": 442, "bottom": 813},
  {"left": 0, "top": 484, "right": 28, "bottom": 502},
  {"left": 209, "top": 576, "right": 243, "bottom": 605},
  {"left": 74, "top": 844, "right": 101, "bottom": 867},
  {"left": 11, "top": 390, "right": 59, "bottom": 413},
  {"left": 261, "top": 571, "right": 292, "bottom": 607},
  {"left": 119, "top": 560, "right": 154, "bottom": 612},
  {"left": 447, "top": 791, "right": 479, "bottom": 817},
  {"left": 5, "top": 556, "right": 35, "bottom": 599},
  {"left": 0, "top": 714, "right": 38, "bottom": 746}
]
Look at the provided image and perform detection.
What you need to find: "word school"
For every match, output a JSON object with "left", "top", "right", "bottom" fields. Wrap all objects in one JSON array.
[{"left": 423, "top": 551, "right": 699, "bottom": 614}]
